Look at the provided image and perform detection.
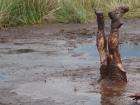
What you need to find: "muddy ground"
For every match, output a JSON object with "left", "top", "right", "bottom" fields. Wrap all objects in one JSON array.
[{"left": 0, "top": 19, "right": 140, "bottom": 105}]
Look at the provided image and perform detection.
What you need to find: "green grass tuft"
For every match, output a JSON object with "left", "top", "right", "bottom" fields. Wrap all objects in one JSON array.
[{"left": 0, "top": 0, "right": 140, "bottom": 26}]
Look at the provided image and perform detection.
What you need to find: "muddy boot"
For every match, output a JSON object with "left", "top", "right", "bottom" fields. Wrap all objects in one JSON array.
[
  {"left": 108, "top": 6, "right": 129, "bottom": 82},
  {"left": 109, "top": 6, "right": 129, "bottom": 31}
]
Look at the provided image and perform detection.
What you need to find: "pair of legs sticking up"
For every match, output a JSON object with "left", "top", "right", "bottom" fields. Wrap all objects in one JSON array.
[{"left": 95, "top": 6, "right": 129, "bottom": 82}]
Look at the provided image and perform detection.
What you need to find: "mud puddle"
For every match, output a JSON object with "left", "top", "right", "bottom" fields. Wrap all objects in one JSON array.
[
  {"left": 13, "top": 78, "right": 101, "bottom": 105},
  {"left": 12, "top": 41, "right": 140, "bottom": 105},
  {"left": 0, "top": 21, "right": 140, "bottom": 105},
  {"left": 13, "top": 76, "right": 140, "bottom": 105},
  {"left": 75, "top": 42, "right": 140, "bottom": 60}
]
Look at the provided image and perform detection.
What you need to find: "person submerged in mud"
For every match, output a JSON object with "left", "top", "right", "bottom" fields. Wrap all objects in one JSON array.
[
  {"left": 95, "top": 6, "right": 129, "bottom": 82},
  {"left": 95, "top": 6, "right": 140, "bottom": 101}
]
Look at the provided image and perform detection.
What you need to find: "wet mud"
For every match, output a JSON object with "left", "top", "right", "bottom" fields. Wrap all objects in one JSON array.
[{"left": 0, "top": 20, "right": 140, "bottom": 105}]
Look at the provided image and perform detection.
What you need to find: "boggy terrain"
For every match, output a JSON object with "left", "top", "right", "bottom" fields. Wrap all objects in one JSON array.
[{"left": 0, "top": 20, "right": 140, "bottom": 105}]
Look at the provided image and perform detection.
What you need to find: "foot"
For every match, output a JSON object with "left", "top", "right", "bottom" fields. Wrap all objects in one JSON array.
[
  {"left": 108, "top": 6, "right": 129, "bottom": 30},
  {"left": 95, "top": 9, "right": 104, "bottom": 30}
]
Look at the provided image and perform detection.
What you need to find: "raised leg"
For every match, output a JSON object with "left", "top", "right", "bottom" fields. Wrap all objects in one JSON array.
[
  {"left": 108, "top": 6, "right": 129, "bottom": 72},
  {"left": 95, "top": 10, "right": 107, "bottom": 66},
  {"left": 95, "top": 6, "right": 129, "bottom": 81},
  {"left": 95, "top": 10, "right": 108, "bottom": 79}
]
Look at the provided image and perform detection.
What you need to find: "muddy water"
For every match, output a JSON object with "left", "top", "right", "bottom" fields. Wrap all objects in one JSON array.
[
  {"left": 0, "top": 73, "right": 9, "bottom": 80},
  {"left": 75, "top": 42, "right": 140, "bottom": 60},
  {"left": 12, "top": 42, "right": 140, "bottom": 105},
  {"left": 14, "top": 78, "right": 101, "bottom": 105},
  {"left": 0, "top": 21, "right": 140, "bottom": 105}
]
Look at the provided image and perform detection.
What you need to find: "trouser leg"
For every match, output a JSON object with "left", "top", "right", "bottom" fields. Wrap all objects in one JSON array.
[{"left": 95, "top": 10, "right": 107, "bottom": 66}]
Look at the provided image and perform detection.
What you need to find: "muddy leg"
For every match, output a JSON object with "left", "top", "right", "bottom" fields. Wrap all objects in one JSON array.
[
  {"left": 95, "top": 10, "right": 107, "bottom": 65},
  {"left": 95, "top": 10, "right": 108, "bottom": 79},
  {"left": 108, "top": 6, "right": 129, "bottom": 72}
]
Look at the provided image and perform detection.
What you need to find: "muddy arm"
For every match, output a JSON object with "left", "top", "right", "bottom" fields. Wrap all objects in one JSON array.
[
  {"left": 108, "top": 6, "right": 129, "bottom": 72},
  {"left": 95, "top": 10, "right": 107, "bottom": 65}
]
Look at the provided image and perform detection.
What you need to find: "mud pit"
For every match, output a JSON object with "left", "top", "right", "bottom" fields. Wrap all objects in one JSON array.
[{"left": 0, "top": 20, "right": 140, "bottom": 105}]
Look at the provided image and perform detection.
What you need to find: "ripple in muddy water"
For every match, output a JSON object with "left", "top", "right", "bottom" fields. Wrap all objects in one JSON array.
[
  {"left": 75, "top": 42, "right": 140, "bottom": 60},
  {"left": 13, "top": 77, "right": 139, "bottom": 105},
  {"left": 14, "top": 78, "right": 101, "bottom": 105}
]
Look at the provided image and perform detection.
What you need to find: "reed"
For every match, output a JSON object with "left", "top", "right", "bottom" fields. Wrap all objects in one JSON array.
[{"left": 0, "top": 0, "right": 139, "bottom": 26}]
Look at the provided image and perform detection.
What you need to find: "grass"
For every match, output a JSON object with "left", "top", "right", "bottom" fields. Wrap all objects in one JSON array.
[
  {"left": 0, "top": 0, "right": 13, "bottom": 27},
  {"left": 104, "top": 0, "right": 140, "bottom": 19},
  {"left": 56, "top": 0, "right": 95, "bottom": 23},
  {"left": 0, "top": 0, "right": 140, "bottom": 27},
  {"left": 0, "top": 0, "right": 58, "bottom": 26},
  {"left": 11, "top": 0, "right": 59, "bottom": 24}
]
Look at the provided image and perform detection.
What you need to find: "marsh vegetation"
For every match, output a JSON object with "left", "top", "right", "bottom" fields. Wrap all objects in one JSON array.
[{"left": 0, "top": 0, "right": 140, "bottom": 26}]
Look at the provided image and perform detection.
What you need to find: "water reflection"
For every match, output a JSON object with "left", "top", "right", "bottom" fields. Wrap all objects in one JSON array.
[{"left": 100, "top": 80, "right": 127, "bottom": 105}]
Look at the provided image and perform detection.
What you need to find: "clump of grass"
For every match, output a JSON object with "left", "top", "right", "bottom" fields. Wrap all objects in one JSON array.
[
  {"left": 0, "top": 0, "right": 14, "bottom": 27},
  {"left": 0, "top": 0, "right": 58, "bottom": 26},
  {"left": 56, "top": 0, "right": 95, "bottom": 23},
  {"left": 125, "top": 0, "right": 140, "bottom": 19},
  {"left": 11, "top": 0, "right": 59, "bottom": 25},
  {"left": 56, "top": 0, "right": 140, "bottom": 23},
  {"left": 105, "top": 0, "right": 140, "bottom": 19},
  {"left": 0, "top": 0, "right": 140, "bottom": 27}
]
